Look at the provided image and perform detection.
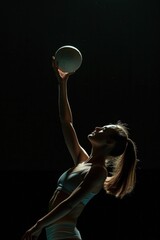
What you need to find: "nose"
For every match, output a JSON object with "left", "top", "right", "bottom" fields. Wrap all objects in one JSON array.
[{"left": 95, "top": 127, "right": 102, "bottom": 132}]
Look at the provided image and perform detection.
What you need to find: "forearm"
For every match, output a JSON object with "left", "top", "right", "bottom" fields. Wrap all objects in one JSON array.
[{"left": 58, "top": 79, "right": 73, "bottom": 123}]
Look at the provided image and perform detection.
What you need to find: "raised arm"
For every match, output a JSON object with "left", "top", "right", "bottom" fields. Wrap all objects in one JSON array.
[{"left": 52, "top": 57, "right": 89, "bottom": 165}]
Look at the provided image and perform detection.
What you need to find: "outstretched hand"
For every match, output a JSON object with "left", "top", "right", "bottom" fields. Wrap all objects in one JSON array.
[
  {"left": 21, "top": 223, "right": 42, "bottom": 240},
  {"left": 52, "top": 56, "right": 75, "bottom": 82}
]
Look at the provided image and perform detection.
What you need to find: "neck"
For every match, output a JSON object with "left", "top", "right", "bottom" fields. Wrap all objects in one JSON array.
[{"left": 88, "top": 149, "right": 107, "bottom": 165}]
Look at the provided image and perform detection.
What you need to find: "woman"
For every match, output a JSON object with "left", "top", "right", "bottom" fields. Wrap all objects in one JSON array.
[{"left": 21, "top": 57, "right": 138, "bottom": 240}]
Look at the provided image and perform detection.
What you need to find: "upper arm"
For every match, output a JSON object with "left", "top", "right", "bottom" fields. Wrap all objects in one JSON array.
[
  {"left": 61, "top": 121, "right": 89, "bottom": 165},
  {"left": 64, "top": 165, "right": 107, "bottom": 208}
]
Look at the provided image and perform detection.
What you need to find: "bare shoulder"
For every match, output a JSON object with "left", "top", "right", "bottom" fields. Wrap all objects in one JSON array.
[{"left": 80, "top": 164, "right": 107, "bottom": 193}]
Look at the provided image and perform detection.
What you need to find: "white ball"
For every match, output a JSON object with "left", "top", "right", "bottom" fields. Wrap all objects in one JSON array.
[{"left": 55, "top": 45, "right": 82, "bottom": 72}]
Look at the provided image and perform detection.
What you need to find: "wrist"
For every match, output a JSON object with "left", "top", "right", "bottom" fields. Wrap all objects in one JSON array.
[{"left": 58, "top": 78, "right": 68, "bottom": 85}]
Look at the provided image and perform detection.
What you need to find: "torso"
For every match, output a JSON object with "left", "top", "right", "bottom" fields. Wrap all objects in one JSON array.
[
  {"left": 46, "top": 162, "right": 106, "bottom": 239},
  {"left": 48, "top": 162, "right": 93, "bottom": 213}
]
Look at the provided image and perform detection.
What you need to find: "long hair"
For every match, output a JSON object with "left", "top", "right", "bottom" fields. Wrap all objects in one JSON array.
[{"left": 104, "top": 122, "right": 138, "bottom": 199}]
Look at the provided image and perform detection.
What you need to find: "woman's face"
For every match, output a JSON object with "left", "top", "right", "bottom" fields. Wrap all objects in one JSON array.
[{"left": 88, "top": 125, "right": 117, "bottom": 147}]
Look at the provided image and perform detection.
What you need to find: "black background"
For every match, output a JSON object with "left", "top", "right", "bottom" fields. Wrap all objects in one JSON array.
[{"left": 1, "top": 0, "right": 160, "bottom": 239}]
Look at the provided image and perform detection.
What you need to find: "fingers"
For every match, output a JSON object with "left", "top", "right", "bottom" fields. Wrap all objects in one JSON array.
[
  {"left": 51, "top": 56, "right": 76, "bottom": 81},
  {"left": 51, "top": 56, "right": 58, "bottom": 70},
  {"left": 51, "top": 56, "right": 61, "bottom": 80},
  {"left": 68, "top": 71, "right": 75, "bottom": 76},
  {"left": 51, "top": 56, "right": 67, "bottom": 80},
  {"left": 51, "top": 56, "right": 57, "bottom": 66}
]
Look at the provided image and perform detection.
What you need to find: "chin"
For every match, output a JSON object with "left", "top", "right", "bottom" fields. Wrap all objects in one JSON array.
[
  {"left": 87, "top": 134, "right": 95, "bottom": 144},
  {"left": 87, "top": 134, "right": 93, "bottom": 140}
]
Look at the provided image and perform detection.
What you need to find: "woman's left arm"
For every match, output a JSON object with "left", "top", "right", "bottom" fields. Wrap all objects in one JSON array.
[{"left": 21, "top": 165, "right": 107, "bottom": 240}]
